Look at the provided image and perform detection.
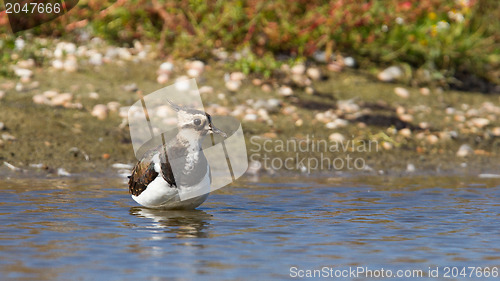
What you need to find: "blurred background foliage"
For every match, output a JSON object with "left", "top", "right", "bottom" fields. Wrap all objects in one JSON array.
[{"left": 1, "top": 0, "right": 499, "bottom": 87}]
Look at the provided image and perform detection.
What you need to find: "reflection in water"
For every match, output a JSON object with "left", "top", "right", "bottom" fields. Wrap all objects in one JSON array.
[{"left": 129, "top": 207, "right": 212, "bottom": 238}]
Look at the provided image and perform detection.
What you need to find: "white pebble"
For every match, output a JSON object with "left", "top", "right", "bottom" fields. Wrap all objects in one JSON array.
[
  {"left": 306, "top": 67, "right": 321, "bottom": 80},
  {"left": 470, "top": 118, "right": 490, "bottom": 128},
  {"left": 291, "top": 64, "right": 306, "bottom": 75},
  {"left": 243, "top": 113, "right": 258, "bottom": 121},
  {"left": 157, "top": 73, "right": 169, "bottom": 84},
  {"left": 159, "top": 62, "right": 174, "bottom": 73},
  {"left": 328, "top": 133, "right": 345, "bottom": 142},
  {"left": 51, "top": 93, "right": 73, "bottom": 106},
  {"left": 89, "top": 92, "right": 100, "bottom": 99},
  {"left": 199, "top": 86, "right": 214, "bottom": 94},
  {"left": 225, "top": 80, "right": 241, "bottom": 92},
  {"left": 278, "top": 86, "right": 293, "bottom": 96},
  {"left": 52, "top": 59, "right": 64, "bottom": 70},
  {"left": 378, "top": 66, "right": 404, "bottom": 82},
  {"left": 394, "top": 87, "right": 410, "bottom": 98},
  {"left": 91, "top": 104, "right": 108, "bottom": 120},
  {"left": 230, "top": 72, "right": 246, "bottom": 81},
  {"left": 457, "top": 144, "right": 473, "bottom": 157},
  {"left": 399, "top": 128, "right": 412, "bottom": 137}
]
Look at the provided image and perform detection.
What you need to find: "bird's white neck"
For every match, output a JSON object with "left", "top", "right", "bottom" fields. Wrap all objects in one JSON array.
[{"left": 177, "top": 129, "right": 203, "bottom": 151}]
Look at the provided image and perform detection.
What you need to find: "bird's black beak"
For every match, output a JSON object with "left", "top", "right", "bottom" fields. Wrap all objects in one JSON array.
[{"left": 207, "top": 114, "right": 227, "bottom": 138}]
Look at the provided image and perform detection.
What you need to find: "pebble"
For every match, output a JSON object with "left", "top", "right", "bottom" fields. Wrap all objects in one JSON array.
[
  {"left": 378, "top": 66, "right": 404, "bottom": 82},
  {"left": 243, "top": 113, "right": 258, "bottom": 121},
  {"left": 199, "top": 86, "right": 214, "bottom": 94},
  {"left": 399, "top": 128, "right": 412, "bottom": 137},
  {"left": 63, "top": 58, "right": 78, "bottom": 72},
  {"left": 57, "top": 168, "right": 71, "bottom": 177},
  {"left": 295, "top": 119, "right": 303, "bottom": 126},
  {"left": 187, "top": 68, "right": 201, "bottom": 78},
  {"left": 159, "top": 62, "right": 174, "bottom": 74},
  {"left": 52, "top": 59, "right": 64, "bottom": 70},
  {"left": 43, "top": 90, "right": 58, "bottom": 98},
  {"left": 291, "top": 64, "right": 306, "bottom": 75},
  {"left": 343, "top": 57, "right": 356, "bottom": 68},
  {"left": 0, "top": 91, "right": 5, "bottom": 100},
  {"left": 230, "top": 72, "right": 246, "bottom": 81},
  {"left": 89, "top": 92, "right": 100, "bottom": 99},
  {"left": 123, "top": 83, "right": 138, "bottom": 92},
  {"left": 306, "top": 67, "right": 321, "bottom": 80},
  {"left": 91, "top": 104, "right": 108, "bottom": 120},
  {"left": 420, "top": 87, "right": 430, "bottom": 96},
  {"left": 382, "top": 142, "right": 393, "bottom": 150},
  {"left": 399, "top": 114, "right": 414, "bottom": 122},
  {"left": 112, "top": 163, "right": 134, "bottom": 169},
  {"left": 305, "top": 86, "right": 315, "bottom": 95},
  {"left": 225, "top": 80, "right": 241, "bottom": 92},
  {"left": 2, "top": 133, "right": 16, "bottom": 141},
  {"left": 261, "top": 84, "right": 272, "bottom": 92},
  {"left": 51, "top": 93, "right": 73, "bottom": 106},
  {"left": 189, "top": 60, "right": 205, "bottom": 72},
  {"left": 278, "top": 86, "right": 293, "bottom": 96},
  {"left": 470, "top": 118, "right": 489, "bottom": 128},
  {"left": 406, "top": 163, "right": 416, "bottom": 173},
  {"left": 327, "top": 62, "right": 342, "bottom": 72},
  {"left": 0, "top": 122, "right": 3, "bottom": 130},
  {"left": 89, "top": 53, "right": 103, "bottom": 66},
  {"left": 394, "top": 87, "right": 410, "bottom": 98},
  {"left": 252, "top": 79, "right": 262, "bottom": 86},
  {"left": 426, "top": 135, "right": 439, "bottom": 144},
  {"left": 217, "top": 93, "right": 225, "bottom": 100},
  {"left": 419, "top": 122, "right": 430, "bottom": 129},
  {"left": 456, "top": 144, "right": 473, "bottom": 157},
  {"left": 33, "top": 94, "right": 49, "bottom": 105},
  {"left": 491, "top": 127, "right": 500, "bottom": 137},
  {"left": 157, "top": 73, "right": 169, "bottom": 84},
  {"left": 326, "top": 118, "right": 348, "bottom": 129},
  {"left": 107, "top": 101, "right": 121, "bottom": 112},
  {"left": 14, "top": 68, "right": 33, "bottom": 78},
  {"left": 328, "top": 133, "right": 345, "bottom": 142},
  {"left": 4, "top": 161, "right": 22, "bottom": 172}
]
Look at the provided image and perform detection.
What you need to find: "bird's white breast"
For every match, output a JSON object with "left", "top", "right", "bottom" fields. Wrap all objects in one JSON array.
[{"left": 131, "top": 164, "right": 210, "bottom": 209}]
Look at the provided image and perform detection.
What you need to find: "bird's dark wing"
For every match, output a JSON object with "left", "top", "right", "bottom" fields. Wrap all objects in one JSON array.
[
  {"left": 128, "top": 153, "right": 159, "bottom": 196},
  {"left": 159, "top": 145, "right": 177, "bottom": 187}
]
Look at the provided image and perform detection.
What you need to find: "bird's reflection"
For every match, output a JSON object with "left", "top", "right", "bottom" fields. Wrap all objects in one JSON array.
[{"left": 129, "top": 207, "right": 212, "bottom": 238}]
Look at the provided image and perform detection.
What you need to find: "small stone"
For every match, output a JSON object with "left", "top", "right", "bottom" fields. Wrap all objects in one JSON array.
[
  {"left": 189, "top": 60, "right": 205, "bottom": 72},
  {"left": 225, "top": 80, "right": 241, "bottom": 92},
  {"left": 378, "top": 66, "right": 404, "bottom": 82},
  {"left": 344, "top": 57, "right": 356, "bottom": 68},
  {"left": 14, "top": 68, "right": 33, "bottom": 78},
  {"left": 426, "top": 135, "right": 439, "bottom": 144},
  {"left": 89, "top": 92, "right": 100, "bottom": 99},
  {"left": 399, "top": 128, "right": 412, "bottom": 137},
  {"left": 159, "top": 62, "right": 174, "bottom": 74},
  {"left": 91, "top": 104, "right": 108, "bottom": 120},
  {"left": 43, "top": 90, "right": 58, "bottom": 99},
  {"left": 243, "top": 113, "right": 258, "bottom": 121},
  {"left": 328, "top": 133, "right": 345, "bottom": 142},
  {"left": 470, "top": 118, "right": 490, "bottom": 128},
  {"left": 406, "top": 163, "right": 416, "bottom": 173},
  {"left": 295, "top": 119, "right": 303, "bottom": 127},
  {"left": 102, "top": 153, "right": 111, "bottom": 160},
  {"left": 63, "top": 57, "right": 78, "bottom": 72},
  {"left": 89, "top": 53, "right": 103, "bottom": 66},
  {"left": 123, "top": 83, "right": 138, "bottom": 92},
  {"left": 0, "top": 122, "right": 4, "bottom": 130},
  {"left": 399, "top": 114, "right": 414, "bottom": 122},
  {"left": 491, "top": 127, "right": 500, "bottom": 137},
  {"left": 2, "top": 133, "right": 16, "bottom": 141},
  {"left": 187, "top": 68, "right": 201, "bottom": 78},
  {"left": 306, "top": 67, "right": 321, "bottom": 80},
  {"left": 230, "top": 72, "right": 246, "bottom": 81},
  {"left": 305, "top": 86, "right": 315, "bottom": 95},
  {"left": 291, "top": 64, "right": 306, "bottom": 75},
  {"left": 0, "top": 91, "right": 5, "bottom": 100},
  {"left": 51, "top": 93, "right": 73, "bottom": 106},
  {"left": 261, "top": 84, "right": 272, "bottom": 92},
  {"left": 327, "top": 62, "right": 342, "bottom": 72},
  {"left": 326, "top": 118, "right": 348, "bottom": 129},
  {"left": 107, "top": 101, "right": 121, "bottom": 112},
  {"left": 252, "top": 79, "right": 262, "bottom": 86},
  {"left": 199, "top": 86, "right": 214, "bottom": 94},
  {"left": 33, "top": 94, "right": 49, "bottom": 105},
  {"left": 217, "top": 93, "right": 226, "bottom": 100},
  {"left": 52, "top": 59, "right": 64, "bottom": 70},
  {"left": 382, "top": 142, "right": 393, "bottom": 150},
  {"left": 57, "top": 168, "right": 71, "bottom": 177},
  {"left": 394, "top": 87, "right": 410, "bottom": 98},
  {"left": 157, "top": 73, "right": 169, "bottom": 84},
  {"left": 457, "top": 144, "right": 473, "bottom": 157},
  {"left": 396, "top": 106, "right": 406, "bottom": 115},
  {"left": 419, "top": 122, "right": 430, "bottom": 129},
  {"left": 17, "top": 59, "right": 35, "bottom": 68},
  {"left": 454, "top": 114, "right": 466, "bottom": 122},
  {"left": 420, "top": 87, "right": 430, "bottom": 96},
  {"left": 278, "top": 86, "right": 293, "bottom": 96}
]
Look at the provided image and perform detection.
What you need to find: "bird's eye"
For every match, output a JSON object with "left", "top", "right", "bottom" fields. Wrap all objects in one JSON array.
[{"left": 193, "top": 119, "right": 201, "bottom": 126}]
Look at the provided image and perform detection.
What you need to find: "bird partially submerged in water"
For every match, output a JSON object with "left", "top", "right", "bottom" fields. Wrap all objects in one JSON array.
[{"left": 128, "top": 100, "right": 226, "bottom": 209}]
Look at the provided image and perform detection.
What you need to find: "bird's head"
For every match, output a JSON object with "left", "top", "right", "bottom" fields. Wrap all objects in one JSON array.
[{"left": 167, "top": 99, "right": 227, "bottom": 140}]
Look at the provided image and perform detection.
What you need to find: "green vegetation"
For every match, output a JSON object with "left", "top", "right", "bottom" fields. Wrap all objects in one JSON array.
[{"left": 0, "top": 0, "right": 499, "bottom": 86}]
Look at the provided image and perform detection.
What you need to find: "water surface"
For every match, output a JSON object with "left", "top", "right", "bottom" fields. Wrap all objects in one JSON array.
[{"left": 0, "top": 175, "right": 499, "bottom": 280}]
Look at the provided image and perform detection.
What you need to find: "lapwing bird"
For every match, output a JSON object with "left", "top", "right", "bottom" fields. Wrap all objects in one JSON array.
[{"left": 128, "top": 100, "right": 226, "bottom": 210}]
